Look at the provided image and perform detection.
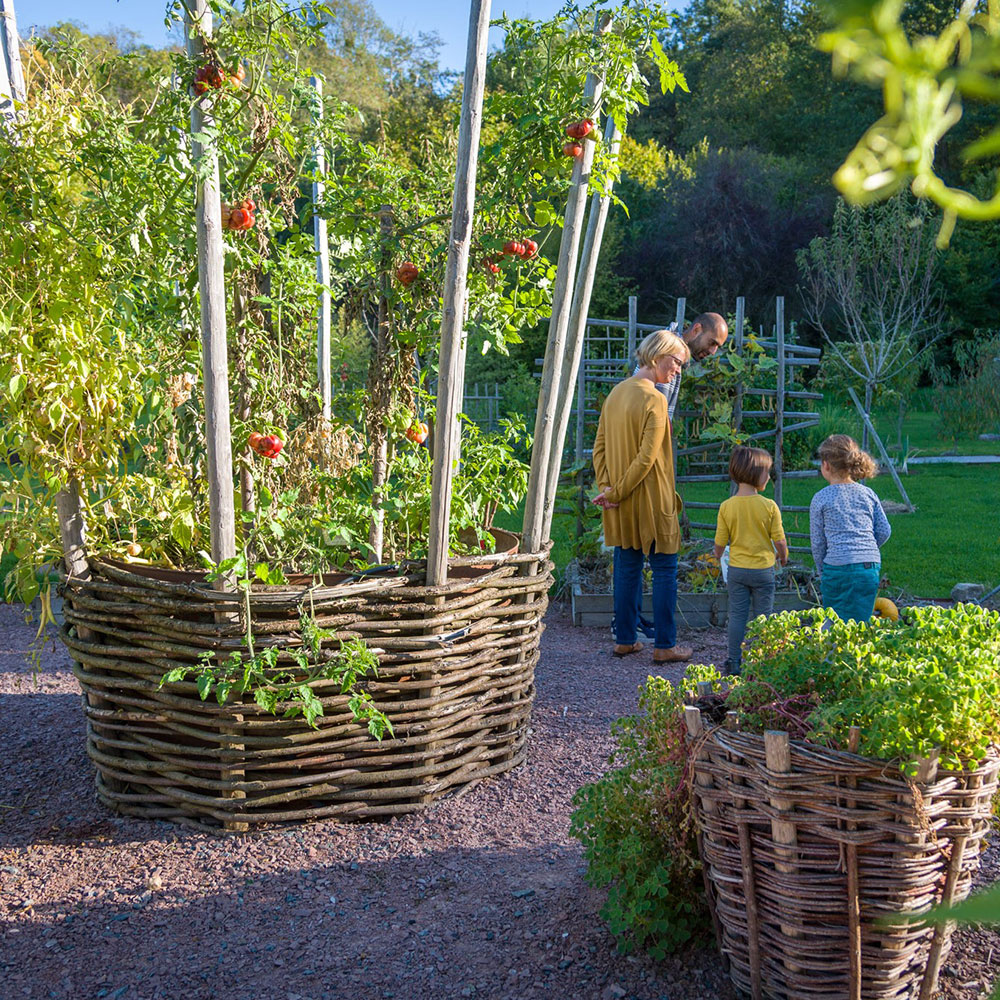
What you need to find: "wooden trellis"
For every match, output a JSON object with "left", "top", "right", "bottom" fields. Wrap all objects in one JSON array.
[{"left": 565, "top": 296, "right": 822, "bottom": 554}]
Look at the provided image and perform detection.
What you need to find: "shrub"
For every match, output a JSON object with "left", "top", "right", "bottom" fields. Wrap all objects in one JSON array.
[
  {"left": 933, "top": 333, "right": 1000, "bottom": 440},
  {"left": 569, "top": 675, "right": 711, "bottom": 957}
]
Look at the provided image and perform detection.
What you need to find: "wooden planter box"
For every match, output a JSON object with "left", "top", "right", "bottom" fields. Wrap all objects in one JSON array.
[
  {"left": 686, "top": 713, "right": 1000, "bottom": 1000},
  {"left": 571, "top": 584, "right": 814, "bottom": 629},
  {"left": 60, "top": 535, "right": 552, "bottom": 831}
]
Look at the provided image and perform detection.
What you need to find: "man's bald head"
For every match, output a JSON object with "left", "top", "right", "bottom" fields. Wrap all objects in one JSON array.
[{"left": 684, "top": 312, "right": 729, "bottom": 360}]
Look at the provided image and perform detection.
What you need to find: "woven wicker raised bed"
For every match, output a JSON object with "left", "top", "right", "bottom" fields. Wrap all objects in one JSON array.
[
  {"left": 686, "top": 712, "right": 1000, "bottom": 1000},
  {"left": 59, "top": 535, "right": 552, "bottom": 831}
]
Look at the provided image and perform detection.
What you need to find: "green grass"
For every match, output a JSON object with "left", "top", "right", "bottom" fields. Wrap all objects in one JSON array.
[
  {"left": 821, "top": 389, "right": 1000, "bottom": 458},
  {"left": 680, "top": 464, "right": 1000, "bottom": 599}
]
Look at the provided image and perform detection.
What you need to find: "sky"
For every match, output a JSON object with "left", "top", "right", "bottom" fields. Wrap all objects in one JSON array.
[{"left": 17, "top": 0, "right": 573, "bottom": 73}]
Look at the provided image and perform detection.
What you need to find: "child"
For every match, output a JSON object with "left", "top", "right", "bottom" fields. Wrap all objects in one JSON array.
[
  {"left": 714, "top": 446, "right": 788, "bottom": 673},
  {"left": 809, "top": 434, "right": 891, "bottom": 622}
]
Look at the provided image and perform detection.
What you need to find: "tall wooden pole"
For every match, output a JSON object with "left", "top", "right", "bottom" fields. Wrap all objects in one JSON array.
[
  {"left": 774, "top": 297, "right": 785, "bottom": 512},
  {"left": 425, "top": 0, "right": 492, "bottom": 586},
  {"left": 627, "top": 294, "right": 638, "bottom": 366},
  {"left": 522, "top": 14, "right": 610, "bottom": 554},
  {"left": 185, "top": 0, "right": 237, "bottom": 576},
  {"left": 368, "top": 207, "right": 394, "bottom": 564},
  {"left": 541, "top": 111, "right": 624, "bottom": 543},
  {"left": 311, "top": 76, "right": 332, "bottom": 424}
]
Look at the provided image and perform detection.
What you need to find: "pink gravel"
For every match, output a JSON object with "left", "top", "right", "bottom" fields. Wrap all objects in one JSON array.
[{"left": 0, "top": 603, "right": 995, "bottom": 1000}]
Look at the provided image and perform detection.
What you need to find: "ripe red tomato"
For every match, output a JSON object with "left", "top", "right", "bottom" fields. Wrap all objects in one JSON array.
[
  {"left": 396, "top": 261, "right": 418, "bottom": 286},
  {"left": 502, "top": 240, "right": 518, "bottom": 255},
  {"left": 563, "top": 142, "right": 583, "bottom": 158},
  {"left": 241, "top": 198, "right": 256, "bottom": 212},
  {"left": 405, "top": 421, "right": 429, "bottom": 444},
  {"left": 205, "top": 64, "right": 224, "bottom": 88},
  {"left": 522, "top": 239, "right": 538, "bottom": 258},
  {"left": 230, "top": 208, "right": 248, "bottom": 230},
  {"left": 248, "top": 431, "right": 263, "bottom": 452},
  {"left": 485, "top": 260, "right": 500, "bottom": 274},
  {"left": 565, "top": 119, "right": 595, "bottom": 139}
]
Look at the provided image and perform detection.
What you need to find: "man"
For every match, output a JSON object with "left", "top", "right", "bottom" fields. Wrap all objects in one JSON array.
[
  {"left": 624, "top": 312, "right": 729, "bottom": 643},
  {"left": 632, "top": 312, "right": 729, "bottom": 420}
]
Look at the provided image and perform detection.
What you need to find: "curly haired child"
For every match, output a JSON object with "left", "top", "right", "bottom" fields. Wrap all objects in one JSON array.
[{"left": 809, "top": 434, "right": 891, "bottom": 622}]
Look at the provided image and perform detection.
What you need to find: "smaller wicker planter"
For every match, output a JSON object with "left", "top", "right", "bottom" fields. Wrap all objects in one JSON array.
[{"left": 685, "top": 710, "right": 999, "bottom": 1000}]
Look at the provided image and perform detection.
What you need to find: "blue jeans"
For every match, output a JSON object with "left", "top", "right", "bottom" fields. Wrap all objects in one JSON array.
[
  {"left": 613, "top": 545, "right": 678, "bottom": 650},
  {"left": 726, "top": 566, "right": 775, "bottom": 669},
  {"left": 821, "top": 562, "right": 881, "bottom": 622}
]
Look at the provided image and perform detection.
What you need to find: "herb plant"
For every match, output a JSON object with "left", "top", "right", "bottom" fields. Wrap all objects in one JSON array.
[
  {"left": 570, "top": 674, "right": 711, "bottom": 957},
  {"left": 733, "top": 605, "right": 1000, "bottom": 773}
]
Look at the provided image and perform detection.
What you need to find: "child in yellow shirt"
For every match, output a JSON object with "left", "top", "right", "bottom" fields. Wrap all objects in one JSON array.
[{"left": 713, "top": 446, "right": 788, "bottom": 673}]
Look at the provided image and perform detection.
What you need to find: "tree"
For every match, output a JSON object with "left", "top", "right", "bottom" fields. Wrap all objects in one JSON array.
[
  {"left": 797, "top": 195, "right": 943, "bottom": 448},
  {"left": 614, "top": 142, "right": 829, "bottom": 316}
]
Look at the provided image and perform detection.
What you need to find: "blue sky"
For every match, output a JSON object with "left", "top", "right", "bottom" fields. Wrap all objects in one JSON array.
[{"left": 17, "top": 1, "right": 575, "bottom": 73}]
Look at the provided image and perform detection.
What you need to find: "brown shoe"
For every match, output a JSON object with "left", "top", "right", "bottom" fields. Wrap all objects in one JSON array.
[
  {"left": 612, "top": 642, "right": 644, "bottom": 658},
  {"left": 652, "top": 645, "right": 693, "bottom": 664}
]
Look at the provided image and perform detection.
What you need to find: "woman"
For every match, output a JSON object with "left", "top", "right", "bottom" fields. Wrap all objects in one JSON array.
[{"left": 592, "top": 330, "right": 693, "bottom": 664}]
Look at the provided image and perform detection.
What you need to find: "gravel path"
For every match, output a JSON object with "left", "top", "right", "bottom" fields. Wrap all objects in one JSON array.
[{"left": 0, "top": 604, "right": 995, "bottom": 1000}]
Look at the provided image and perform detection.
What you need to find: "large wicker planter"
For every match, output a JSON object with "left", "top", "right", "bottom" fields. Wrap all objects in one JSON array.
[
  {"left": 686, "top": 713, "right": 1000, "bottom": 1000},
  {"left": 59, "top": 535, "right": 552, "bottom": 831}
]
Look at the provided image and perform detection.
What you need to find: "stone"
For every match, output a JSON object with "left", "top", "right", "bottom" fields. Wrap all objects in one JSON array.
[{"left": 951, "top": 583, "right": 985, "bottom": 603}]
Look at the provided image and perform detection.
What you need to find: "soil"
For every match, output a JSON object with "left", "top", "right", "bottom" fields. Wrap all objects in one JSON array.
[{"left": 0, "top": 603, "right": 996, "bottom": 1000}]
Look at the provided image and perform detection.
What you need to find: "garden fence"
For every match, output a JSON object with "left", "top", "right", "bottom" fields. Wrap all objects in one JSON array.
[{"left": 549, "top": 295, "right": 822, "bottom": 554}]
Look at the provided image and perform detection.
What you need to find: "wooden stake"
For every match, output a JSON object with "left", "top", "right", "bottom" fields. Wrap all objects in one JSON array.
[
  {"left": 675, "top": 297, "right": 687, "bottom": 332},
  {"left": 774, "top": 298, "right": 785, "bottom": 512},
  {"left": 764, "top": 730, "right": 802, "bottom": 977},
  {"left": 185, "top": 0, "right": 237, "bottom": 582},
  {"left": 368, "top": 206, "right": 394, "bottom": 564},
  {"left": 521, "top": 14, "right": 610, "bottom": 554},
  {"left": 311, "top": 76, "right": 332, "bottom": 425},
  {"left": 846, "top": 386, "right": 915, "bottom": 511},
  {"left": 541, "top": 110, "right": 625, "bottom": 542},
  {"left": 627, "top": 294, "right": 638, "bottom": 366},
  {"left": 846, "top": 725, "right": 862, "bottom": 1000},
  {"left": 426, "top": 0, "right": 492, "bottom": 586}
]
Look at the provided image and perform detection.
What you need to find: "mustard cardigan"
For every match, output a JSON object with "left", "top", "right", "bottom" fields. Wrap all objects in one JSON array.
[{"left": 592, "top": 377, "right": 681, "bottom": 555}]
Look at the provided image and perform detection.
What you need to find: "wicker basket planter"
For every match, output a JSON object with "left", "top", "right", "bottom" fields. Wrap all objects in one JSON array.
[
  {"left": 59, "top": 534, "right": 552, "bottom": 831},
  {"left": 686, "top": 713, "right": 1000, "bottom": 1000},
  {"left": 571, "top": 585, "right": 814, "bottom": 629}
]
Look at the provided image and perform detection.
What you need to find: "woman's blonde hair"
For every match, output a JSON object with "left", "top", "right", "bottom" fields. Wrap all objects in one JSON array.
[
  {"left": 818, "top": 434, "right": 878, "bottom": 480},
  {"left": 636, "top": 329, "right": 691, "bottom": 369}
]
